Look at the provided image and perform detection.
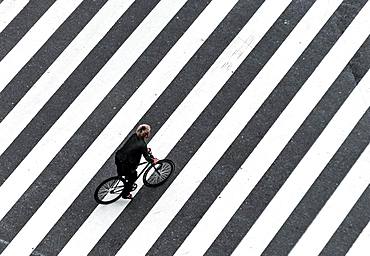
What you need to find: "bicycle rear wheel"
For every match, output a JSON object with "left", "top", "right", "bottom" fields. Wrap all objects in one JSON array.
[
  {"left": 143, "top": 159, "right": 174, "bottom": 187},
  {"left": 94, "top": 176, "right": 125, "bottom": 204}
]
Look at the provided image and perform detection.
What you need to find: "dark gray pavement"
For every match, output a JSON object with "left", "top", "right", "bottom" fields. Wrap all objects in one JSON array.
[{"left": 0, "top": 0, "right": 369, "bottom": 255}]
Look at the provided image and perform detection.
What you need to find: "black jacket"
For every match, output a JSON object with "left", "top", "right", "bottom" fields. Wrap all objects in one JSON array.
[{"left": 115, "top": 133, "right": 152, "bottom": 167}]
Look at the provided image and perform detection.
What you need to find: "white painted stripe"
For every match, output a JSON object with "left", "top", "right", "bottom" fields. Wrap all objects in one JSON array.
[
  {"left": 0, "top": 0, "right": 134, "bottom": 158},
  {"left": 0, "top": 0, "right": 229, "bottom": 253},
  {"left": 185, "top": 6, "right": 370, "bottom": 256},
  {"left": 189, "top": 15, "right": 369, "bottom": 256},
  {"left": 59, "top": 0, "right": 290, "bottom": 254},
  {"left": 290, "top": 143, "right": 370, "bottom": 255},
  {"left": 0, "top": 239, "right": 46, "bottom": 256},
  {"left": 0, "top": 0, "right": 84, "bottom": 93},
  {"left": 230, "top": 5, "right": 370, "bottom": 255},
  {"left": 0, "top": 0, "right": 187, "bottom": 224},
  {"left": 117, "top": 0, "right": 353, "bottom": 255},
  {"left": 347, "top": 218, "right": 370, "bottom": 256},
  {"left": 232, "top": 68, "right": 370, "bottom": 256},
  {"left": 0, "top": 0, "right": 29, "bottom": 33}
]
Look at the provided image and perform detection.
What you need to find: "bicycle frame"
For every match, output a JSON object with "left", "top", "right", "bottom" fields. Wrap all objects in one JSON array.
[
  {"left": 112, "top": 161, "right": 155, "bottom": 194},
  {"left": 133, "top": 149, "right": 157, "bottom": 181},
  {"left": 125, "top": 158, "right": 159, "bottom": 180},
  {"left": 108, "top": 163, "right": 151, "bottom": 195},
  {"left": 135, "top": 161, "right": 152, "bottom": 180},
  {"left": 94, "top": 150, "right": 174, "bottom": 204}
]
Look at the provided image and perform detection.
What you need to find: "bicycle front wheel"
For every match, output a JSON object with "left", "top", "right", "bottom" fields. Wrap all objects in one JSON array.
[
  {"left": 143, "top": 159, "right": 174, "bottom": 187},
  {"left": 94, "top": 176, "right": 125, "bottom": 204}
]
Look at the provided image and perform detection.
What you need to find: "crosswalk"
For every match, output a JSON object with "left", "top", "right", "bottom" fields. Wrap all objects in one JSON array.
[
  {"left": 0, "top": 0, "right": 29, "bottom": 33},
  {"left": 0, "top": 0, "right": 369, "bottom": 255}
]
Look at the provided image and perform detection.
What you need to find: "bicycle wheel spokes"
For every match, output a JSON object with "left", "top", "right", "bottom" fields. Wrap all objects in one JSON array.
[
  {"left": 143, "top": 159, "right": 174, "bottom": 187},
  {"left": 94, "top": 176, "right": 125, "bottom": 204},
  {"left": 150, "top": 167, "right": 170, "bottom": 183},
  {"left": 147, "top": 172, "right": 161, "bottom": 184},
  {"left": 114, "top": 185, "right": 125, "bottom": 193},
  {"left": 104, "top": 179, "right": 118, "bottom": 191}
]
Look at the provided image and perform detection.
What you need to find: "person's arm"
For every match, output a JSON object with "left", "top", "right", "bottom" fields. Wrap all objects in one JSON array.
[
  {"left": 141, "top": 143, "right": 153, "bottom": 162},
  {"left": 141, "top": 144, "right": 159, "bottom": 164}
]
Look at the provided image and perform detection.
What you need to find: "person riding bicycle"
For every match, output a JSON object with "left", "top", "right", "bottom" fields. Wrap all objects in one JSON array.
[{"left": 115, "top": 124, "right": 158, "bottom": 199}]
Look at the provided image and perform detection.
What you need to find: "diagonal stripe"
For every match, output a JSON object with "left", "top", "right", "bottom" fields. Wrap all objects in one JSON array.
[
  {"left": 319, "top": 181, "right": 370, "bottom": 255},
  {"left": 0, "top": 0, "right": 29, "bottom": 33},
  {"left": 228, "top": 5, "right": 370, "bottom": 256},
  {"left": 177, "top": 7, "right": 370, "bottom": 256},
  {"left": 0, "top": 0, "right": 188, "bottom": 223},
  {"left": 347, "top": 216, "right": 370, "bottom": 256},
  {"left": 0, "top": 0, "right": 234, "bottom": 253},
  {"left": 262, "top": 104, "right": 370, "bottom": 255},
  {"left": 232, "top": 69, "right": 370, "bottom": 256},
  {"left": 0, "top": 0, "right": 135, "bottom": 158},
  {"left": 58, "top": 0, "right": 291, "bottom": 254},
  {"left": 117, "top": 0, "right": 352, "bottom": 255},
  {"left": 0, "top": 0, "right": 84, "bottom": 93},
  {"left": 289, "top": 141, "right": 370, "bottom": 255}
]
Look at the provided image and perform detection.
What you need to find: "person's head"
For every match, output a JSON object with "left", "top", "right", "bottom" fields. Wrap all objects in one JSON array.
[{"left": 136, "top": 124, "right": 151, "bottom": 139}]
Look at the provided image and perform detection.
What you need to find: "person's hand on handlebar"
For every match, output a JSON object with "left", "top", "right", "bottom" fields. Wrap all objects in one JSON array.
[{"left": 148, "top": 148, "right": 159, "bottom": 164}]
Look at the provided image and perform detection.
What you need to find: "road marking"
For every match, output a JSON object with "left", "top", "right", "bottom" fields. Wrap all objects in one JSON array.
[
  {"left": 0, "top": 0, "right": 84, "bottom": 93},
  {"left": 0, "top": 0, "right": 208, "bottom": 254},
  {"left": 0, "top": 0, "right": 135, "bottom": 158},
  {"left": 230, "top": 4, "right": 370, "bottom": 255},
  {"left": 0, "top": 239, "right": 45, "bottom": 256},
  {"left": 59, "top": 0, "right": 290, "bottom": 253},
  {"left": 0, "top": 0, "right": 29, "bottom": 33},
  {"left": 0, "top": 0, "right": 187, "bottom": 223},
  {"left": 347, "top": 218, "right": 370, "bottom": 256},
  {"left": 232, "top": 69, "right": 370, "bottom": 256},
  {"left": 116, "top": 0, "right": 358, "bottom": 254},
  {"left": 289, "top": 142, "right": 370, "bottom": 255}
]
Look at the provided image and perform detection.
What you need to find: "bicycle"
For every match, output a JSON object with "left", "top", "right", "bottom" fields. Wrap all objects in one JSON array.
[{"left": 94, "top": 150, "right": 175, "bottom": 204}]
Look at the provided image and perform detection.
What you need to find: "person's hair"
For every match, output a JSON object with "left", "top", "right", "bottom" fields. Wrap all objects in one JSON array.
[{"left": 136, "top": 124, "right": 151, "bottom": 138}]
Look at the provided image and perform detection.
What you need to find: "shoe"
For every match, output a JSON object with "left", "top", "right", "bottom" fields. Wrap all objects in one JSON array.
[{"left": 122, "top": 193, "right": 133, "bottom": 199}]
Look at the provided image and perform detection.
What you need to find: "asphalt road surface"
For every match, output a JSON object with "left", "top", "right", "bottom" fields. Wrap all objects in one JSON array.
[{"left": 0, "top": 0, "right": 369, "bottom": 255}]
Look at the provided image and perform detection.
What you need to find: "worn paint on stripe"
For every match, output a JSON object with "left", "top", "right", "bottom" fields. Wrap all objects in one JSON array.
[
  {"left": 59, "top": 0, "right": 289, "bottom": 254},
  {"left": 118, "top": 0, "right": 352, "bottom": 255},
  {"left": 229, "top": 4, "right": 370, "bottom": 255},
  {"left": 119, "top": 0, "right": 360, "bottom": 255}
]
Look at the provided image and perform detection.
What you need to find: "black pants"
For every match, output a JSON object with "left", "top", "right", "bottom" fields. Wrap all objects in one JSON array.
[{"left": 115, "top": 156, "right": 137, "bottom": 196}]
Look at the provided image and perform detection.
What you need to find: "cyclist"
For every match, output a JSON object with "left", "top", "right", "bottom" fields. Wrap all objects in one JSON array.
[{"left": 115, "top": 124, "right": 158, "bottom": 199}]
